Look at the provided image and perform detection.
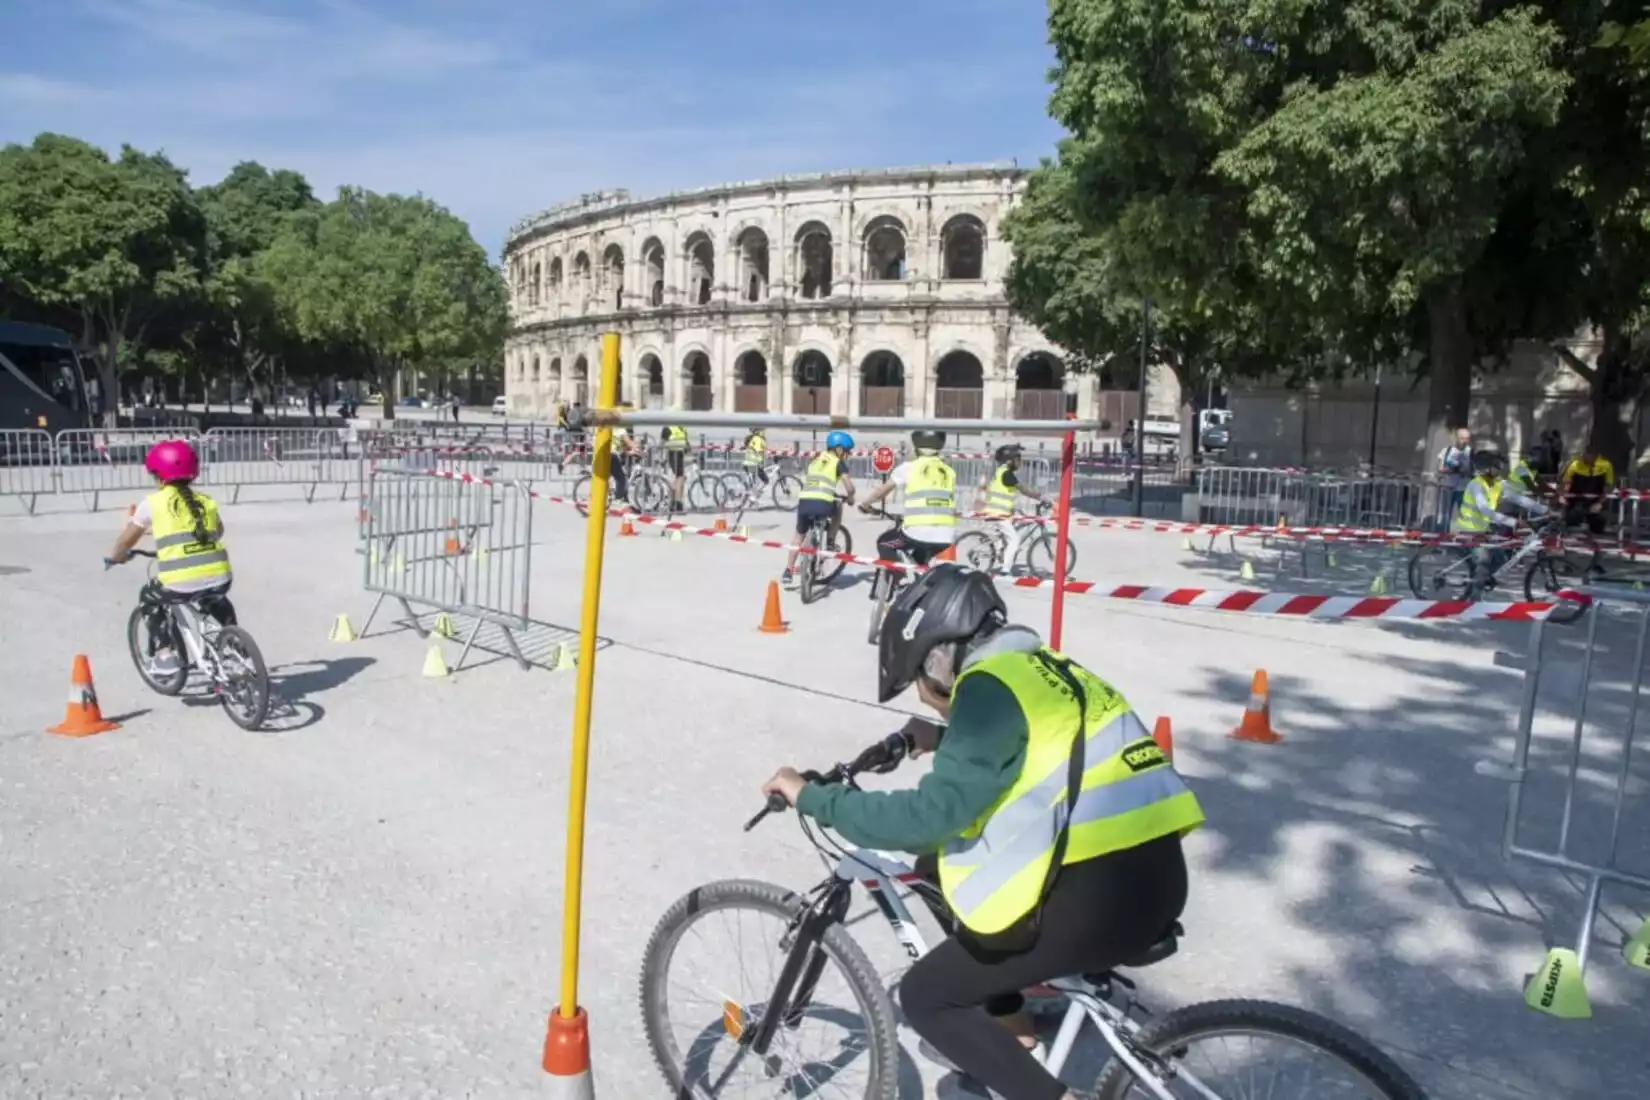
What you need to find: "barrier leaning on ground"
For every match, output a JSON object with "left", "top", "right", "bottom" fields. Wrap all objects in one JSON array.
[
  {"left": 1477, "top": 584, "right": 1650, "bottom": 1018},
  {"left": 358, "top": 466, "right": 535, "bottom": 671}
]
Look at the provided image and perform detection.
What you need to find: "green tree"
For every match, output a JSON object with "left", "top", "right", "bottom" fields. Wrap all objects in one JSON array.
[
  {"left": 0, "top": 133, "right": 207, "bottom": 421},
  {"left": 261, "top": 187, "right": 506, "bottom": 421}
]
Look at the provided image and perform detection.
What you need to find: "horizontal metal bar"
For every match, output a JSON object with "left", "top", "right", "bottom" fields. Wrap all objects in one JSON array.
[
  {"left": 1505, "top": 844, "right": 1650, "bottom": 893},
  {"left": 574, "top": 409, "right": 1100, "bottom": 435}
]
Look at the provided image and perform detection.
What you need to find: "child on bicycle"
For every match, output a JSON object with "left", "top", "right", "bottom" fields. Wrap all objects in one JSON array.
[
  {"left": 742, "top": 427, "right": 769, "bottom": 486},
  {"left": 782, "top": 430, "right": 856, "bottom": 588},
  {"left": 979, "top": 443, "right": 1048, "bottom": 575},
  {"left": 857, "top": 429, "right": 957, "bottom": 566},
  {"left": 106, "top": 439, "right": 237, "bottom": 675},
  {"left": 1451, "top": 445, "right": 1549, "bottom": 596},
  {"left": 762, "top": 565, "right": 1201, "bottom": 1100}
]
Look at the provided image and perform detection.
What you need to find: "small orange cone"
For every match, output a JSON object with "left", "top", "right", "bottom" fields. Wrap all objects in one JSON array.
[
  {"left": 936, "top": 544, "right": 957, "bottom": 562},
  {"left": 1230, "top": 670, "right": 1282, "bottom": 744},
  {"left": 48, "top": 655, "right": 120, "bottom": 737},
  {"left": 1151, "top": 715, "right": 1174, "bottom": 761},
  {"left": 542, "top": 1005, "right": 595, "bottom": 1095},
  {"left": 713, "top": 516, "right": 728, "bottom": 532},
  {"left": 618, "top": 515, "right": 637, "bottom": 537},
  {"left": 443, "top": 519, "right": 461, "bottom": 556},
  {"left": 758, "top": 579, "right": 789, "bottom": 634}
]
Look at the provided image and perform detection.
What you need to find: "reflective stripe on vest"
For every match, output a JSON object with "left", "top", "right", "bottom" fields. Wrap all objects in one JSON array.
[
  {"left": 148, "top": 486, "right": 231, "bottom": 588},
  {"left": 663, "top": 426, "right": 688, "bottom": 452},
  {"left": 938, "top": 648, "right": 1205, "bottom": 936},
  {"left": 1454, "top": 476, "right": 1504, "bottom": 533},
  {"left": 903, "top": 457, "right": 957, "bottom": 530},
  {"left": 799, "top": 453, "right": 841, "bottom": 502},
  {"left": 983, "top": 464, "right": 1016, "bottom": 517}
]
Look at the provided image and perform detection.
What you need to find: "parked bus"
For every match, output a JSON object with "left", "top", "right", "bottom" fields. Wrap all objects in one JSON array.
[{"left": 1, "top": 321, "right": 95, "bottom": 433}]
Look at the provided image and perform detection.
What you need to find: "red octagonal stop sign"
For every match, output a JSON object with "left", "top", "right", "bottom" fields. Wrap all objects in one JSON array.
[{"left": 872, "top": 445, "right": 896, "bottom": 474}]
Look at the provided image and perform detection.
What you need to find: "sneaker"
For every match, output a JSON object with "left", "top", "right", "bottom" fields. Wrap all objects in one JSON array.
[
  {"left": 781, "top": 570, "right": 796, "bottom": 588},
  {"left": 917, "top": 1038, "right": 1045, "bottom": 1073},
  {"left": 149, "top": 649, "right": 180, "bottom": 676}
]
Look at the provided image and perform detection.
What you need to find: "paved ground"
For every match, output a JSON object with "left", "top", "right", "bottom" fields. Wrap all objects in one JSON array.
[{"left": 2, "top": 485, "right": 1648, "bottom": 1098}]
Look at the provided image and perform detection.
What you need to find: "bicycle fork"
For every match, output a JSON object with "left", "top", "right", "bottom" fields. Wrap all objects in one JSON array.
[{"left": 745, "top": 884, "right": 852, "bottom": 1054}]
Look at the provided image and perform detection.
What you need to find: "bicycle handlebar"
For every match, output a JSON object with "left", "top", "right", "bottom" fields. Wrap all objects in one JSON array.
[
  {"left": 103, "top": 548, "right": 157, "bottom": 570},
  {"left": 743, "top": 730, "right": 915, "bottom": 832}
]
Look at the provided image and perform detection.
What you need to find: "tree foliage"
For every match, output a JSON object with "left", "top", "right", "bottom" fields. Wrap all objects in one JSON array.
[
  {"left": 0, "top": 132, "right": 506, "bottom": 423},
  {"left": 1008, "top": 0, "right": 1650, "bottom": 467}
]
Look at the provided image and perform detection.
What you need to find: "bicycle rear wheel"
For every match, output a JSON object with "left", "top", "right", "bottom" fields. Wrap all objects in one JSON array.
[
  {"left": 1524, "top": 554, "right": 1587, "bottom": 624},
  {"left": 772, "top": 473, "right": 802, "bottom": 510},
  {"left": 1407, "top": 547, "right": 1472, "bottom": 600},
  {"left": 214, "top": 626, "right": 270, "bottom": 731},
  {"left": 954, "top": 529, "right": 1002, "bottom": 572},
  {"left": 631, "top": 471, "right": 670, "bottom": 514},
  {"left": 640, "top": 878, "right": 900, "bottom": 1100},
  {"left": 1094, "top": 998, "right": 1425, "bottom": 1100},
  {"left": 686, "top": 472, "right": 724, "bottom": 512}
]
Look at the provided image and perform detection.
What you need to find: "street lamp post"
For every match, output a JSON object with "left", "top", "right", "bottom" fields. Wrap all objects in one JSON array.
[{"left": 1132, "top": 298, "right": 1151, "bottom": 517}]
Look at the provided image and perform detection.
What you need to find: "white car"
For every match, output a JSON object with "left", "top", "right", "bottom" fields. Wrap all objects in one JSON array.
[{"left": 491, "top": 395, "right": 508, "bottom": 416}]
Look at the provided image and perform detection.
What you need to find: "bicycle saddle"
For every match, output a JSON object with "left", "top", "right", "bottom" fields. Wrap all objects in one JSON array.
[{"left": 1086, "top": 920, "right": 1184, "bottom": 981}]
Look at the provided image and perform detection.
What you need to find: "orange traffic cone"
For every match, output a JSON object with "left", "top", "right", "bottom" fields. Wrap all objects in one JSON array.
[
  {"left": 1151, "top": 715, "right": 1174, "bottom": 761},
  {"left": 47, "top": 655, "right": 120, "bottom": 737},
  {"left": 443, "top": 519, "right": 461, "bottom": 556},
  {"left": 758, "top": 579, "right": 789, "bottom": 634},
  {"left": 618, "top": 515, "right": 637, "bottom": 537},
  {"left": 1230, "top": 670, "right": 1282, "bottom": 744},
  {"left": 542, "top": 1005, "right": 595, "bottom": 1096},
  {"left": 936, "top": 544, "right": 957, "bottom": 562},
  {"left": 713, "top": 516, "right": 729, "bottom": 532}
]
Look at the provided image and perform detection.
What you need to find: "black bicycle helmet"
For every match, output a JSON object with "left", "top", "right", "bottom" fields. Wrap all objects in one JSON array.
[
  {"left": 994, "top": 443, "right": 1024, "bottom": 464},
  {"left": 1472, "top": 448, "right": 1506, "bottom": 475},
  {"left": 877, "top": 563, "right": 1007, "bottom": 703},
  {"left": 912, "top": 429, "right": 946, "bottom": 452}
]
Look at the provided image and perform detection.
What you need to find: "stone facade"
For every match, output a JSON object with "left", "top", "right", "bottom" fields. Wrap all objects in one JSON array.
[{"left": 501, "top": 164, "right": 1178, "bottom": 425}]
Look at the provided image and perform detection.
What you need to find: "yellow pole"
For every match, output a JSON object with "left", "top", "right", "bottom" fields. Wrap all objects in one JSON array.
[{"left": 557, "top": 332, "right": 620, "bottom": 1018}]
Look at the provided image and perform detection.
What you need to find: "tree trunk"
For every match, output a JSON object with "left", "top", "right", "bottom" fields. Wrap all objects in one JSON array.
[
  {"left": 1423, "top": 281, "right": 1474, "bottom": 472},
  {"left": 380, "top": 361, "right": 397, "bottom": 422},
  {"left": 1589, "top": 326, "right": 1640, "bottom": 472}
]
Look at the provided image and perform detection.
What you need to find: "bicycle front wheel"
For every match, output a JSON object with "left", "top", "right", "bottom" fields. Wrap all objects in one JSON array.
[
  {"left": 1094, "top": 998, "right": 1425, "bottom": 1100},
  {"left": 799, "top": 527, "right": 821, "bottom": 605},
  {"left": 686, "top": 472, "right": 724, "bottom": 512},
  {"left": 640, "top": 878, "right": 900, "bottom": 1100},
  {"left": 1524, "top": 554, "right": 1587, "bottom": 625},
  {"left": 772, "top": 474, "right": 802, "bottom": 511},
  {"left": 1407, "top": 547, "right": 1471, "bottom": 600},
  {"left": 214, "top": 626, "right": 270, "bottom": 731},
  {"left": 818, "top": 524, "right": 853, "bottom": 585},
  {"left": 127, "top": 604, "right": 188, "bottom": 696},
  {"left": 954, "top": 530, "right": 1001, "bottom": 572},
  {"left": 1024, "top": 529, "right": 1077, "bottom": 579}
]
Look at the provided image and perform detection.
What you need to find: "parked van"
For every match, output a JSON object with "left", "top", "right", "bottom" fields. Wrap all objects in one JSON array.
[{"left": 491, "top": 395, "right": 509, "bottom": 417}]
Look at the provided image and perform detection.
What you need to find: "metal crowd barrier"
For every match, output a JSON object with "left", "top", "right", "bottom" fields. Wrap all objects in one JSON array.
[
  {"left": 52, "top": 428, "right": 205, "bottom": 512},
  {"left": 358, "top": 466, "right": 534, "bottom": 671},
  {"left": 1478, "top": 585, "right": 1650, "bottom": 1016},
  {"left": 0, "top": 429, "right": 56, "bottom": 513},
  {"left": 199, "top": 427, "right": 352, "bottom": 503}
]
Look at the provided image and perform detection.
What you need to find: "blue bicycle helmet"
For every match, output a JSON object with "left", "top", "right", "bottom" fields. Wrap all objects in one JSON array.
[{"left": 826, "top": 430, "right": 854, "bottom": 452}]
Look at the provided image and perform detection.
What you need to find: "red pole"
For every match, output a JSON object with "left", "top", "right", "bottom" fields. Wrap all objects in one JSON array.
[{"left": 1050, "top": 429, "right": 1076, "bottom": 649}]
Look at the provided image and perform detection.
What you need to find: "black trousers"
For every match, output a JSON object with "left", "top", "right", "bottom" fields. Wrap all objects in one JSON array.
[
  {"left": 900, "top": 833, "right": 1189, "bottom": 1100},
  {"left": 142, "top": 580, "right": 237, "bottom": 649}
]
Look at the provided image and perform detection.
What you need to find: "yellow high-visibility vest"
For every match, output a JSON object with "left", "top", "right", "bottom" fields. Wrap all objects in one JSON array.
[
  {"left": 799, "top": 453, "right": 842, "bottom": 503},
  {"left": 149, "top": 485, "right": 231, "bottom": 589},
  {"left": 983, "top": 464, "right": 1016, "bottom": 517},
  {"left": 903, "top": 456, "right": 957, "bottom": 532},
  {"left": 1453, "top": 476, "right": 1504, "bottom": 533}
]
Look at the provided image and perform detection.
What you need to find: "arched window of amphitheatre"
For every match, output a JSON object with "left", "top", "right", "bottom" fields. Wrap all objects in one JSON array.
[
  {"left": 641, "top": 238, "right": 665, "bottom": 307},
  {"left": 737, "top": 227, "right": 770, "bottom": 302},
  {"left": 531, "top": 355, "right": 541, "bottom": 384},
  {"left": 572, "top": 252, "right": 591, "bottom": 307},
  {"left": 795, "top": 222, "right": 833, "bottom": 299},
  {"left": 571, "top": 354, "right": 590, "bottom": 405},
  {"left": 941, "top": 214, "right": 986, "bottom": 280},
  {"left": 859, "top": 350, "right": 905, "bottom": 416},
  {"left": 528, "top": 261, "right": 541, "bottom": 306},
  {"left": 683, "top": 350, "right": 714, "bottom": 410},
  {"left": 548, "top": 256, "right": 563, "bottom": 296},
  {"left": 934, "top": 350, "right": 985, "bottom": 419},
  {"left": 641, "top": 354, "right": 664, "bottom": 407},
  {"left": 684, "top": 232, "right": 715, "bottom": 305},
  {"left": 602, "top": 244, "right": 625, "bottom": 311},
  {"left": 791, "top": 350, "right": 832, "bottom": 415},
  {"left": 734, "top": 350, "right": 770, "bottom": 412},
  {"left": 1014, "top": 352, "right": 1066, "bottom": 419},
  {"left": 862, "top": 216, "right": 907, "bottom": 281}
]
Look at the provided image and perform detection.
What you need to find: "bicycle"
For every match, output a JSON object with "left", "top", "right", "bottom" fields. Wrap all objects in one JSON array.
[
  {"left": 639, "top": 731, "right": 1428, "bottom": 1100},
  {"left": 862, "top": 509, "right": 920, "bottom": 646},
  {"left": 796, "top": 501, "right": 854, "bottom": 606},
  {"left": 1406, "top": 518, "right": 1587, "bottom": 624},
  {"left": 955, "top": 499, "right": 1078, "bottom": 578},
  {"left": 721, "top": 459, "right": 804, "bottom": 516},
  {"left": 105, "top": 549, "right": 271, "bottom": 730},
  {"left": 573, "top": 450, "right": 671, "bottom": 516}
]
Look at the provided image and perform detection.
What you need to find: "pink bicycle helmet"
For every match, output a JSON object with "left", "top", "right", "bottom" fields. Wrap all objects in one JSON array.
[{"left": 144, "top": 439, "right": 199, "bottom": 482}]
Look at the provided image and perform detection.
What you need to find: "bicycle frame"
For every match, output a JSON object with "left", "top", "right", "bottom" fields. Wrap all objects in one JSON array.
[{"left": 744, "top": 845, "right": 1195, "bottom": 1100}]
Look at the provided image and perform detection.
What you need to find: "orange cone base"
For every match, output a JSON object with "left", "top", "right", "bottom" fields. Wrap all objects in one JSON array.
[
  {"left": 49, "top": 716, "right": 120, "bottom": 738},
  {"left": 1229, "top": 721, "right": 1282, "bottom": 744},
  {"left": 543, "top": 1006, "right": 595, "bottom": 1098},
  {"left": 758, "top": 579, "right": 789, "bottom": 634}
]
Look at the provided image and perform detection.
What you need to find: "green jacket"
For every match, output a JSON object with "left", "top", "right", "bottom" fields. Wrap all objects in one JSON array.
[{"left": 796, "top": 630, "right": 1040, "bottom": 853}]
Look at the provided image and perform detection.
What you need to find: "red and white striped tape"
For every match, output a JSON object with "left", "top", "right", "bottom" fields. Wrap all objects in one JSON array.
[{"left": 404, "top": 468, "right": 1575, "bottom": 621}]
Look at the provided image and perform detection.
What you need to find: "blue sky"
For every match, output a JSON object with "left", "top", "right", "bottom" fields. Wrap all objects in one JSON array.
[{"left": 0, "top": 0, "right": 1066, "bottom": 257}]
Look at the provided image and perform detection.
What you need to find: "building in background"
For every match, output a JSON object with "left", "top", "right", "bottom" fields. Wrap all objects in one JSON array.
[{"left": 500, "top": 164, "right": 1179, "bottom": 431}]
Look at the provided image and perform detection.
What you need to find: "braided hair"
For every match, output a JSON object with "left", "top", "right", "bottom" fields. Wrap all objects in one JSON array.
[{"left": 167, "top": 479, "right": 213, "bottom": 544}]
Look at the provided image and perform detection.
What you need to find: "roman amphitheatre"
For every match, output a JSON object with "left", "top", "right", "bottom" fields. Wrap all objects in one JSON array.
[{"left": 501, "top": 162, "right": 1176, "bottom": 426}]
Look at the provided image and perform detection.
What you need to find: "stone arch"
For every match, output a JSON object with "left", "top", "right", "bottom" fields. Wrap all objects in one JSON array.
[
  {"left": 1013, "top": 351, "right": 1066, "bottom": 419},
  {"left": 682, "top": 349, "right": 714, "bottom": 410},
  {"left": 940, "top": 214, "right": 986, "bottom": 280},
  {"left": 641, "top": 237, "right": 665, "bottom": 307},
  {"left": 683, "top": 230, "right": 715, "bottom": 305},
  {"left": 548, "top": 356, "right": 563, "bottom": 403},
  {"left": 794, "top": 221, "right": 834, "bottom": 299},
  {"left": 531, "top": 354, "right": 541, "bottom": 384},
  {"left": 734, "top": 349, "right": 770, "bottom": 412},
  {"left": 736, "top": 226, "right": 770, "bottom": 302},
  {"left": 547, "top": 256, "right": 563, "bottom": 290},
  {"left": 791, "top": 349, "right": 833, "bottom": 416},
  {"left": 862, "top": 215, "right": 907, "bottom": 281},
  {"left": 934, "top": 349, "right": 984, "bottom": 419},
  {"left": 602, "top": 243, "right": 625, "bottom": 311},
  {"left": 570, "top": 354, "right": 589, "bottom": 406},
  {"left": 639, "top": 352, "right": 665, "bottom": 409},
  {"left": 859, "top": 349, "right": 905, "bottom": 416},
  {"left": 529, "top": 261, "right": 542, "bottom": 306}
]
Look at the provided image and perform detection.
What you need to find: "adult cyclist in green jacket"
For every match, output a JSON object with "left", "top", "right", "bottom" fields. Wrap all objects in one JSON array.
[{"left": 762, "top": 565, "right": 1202, "bottom": 1100}]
